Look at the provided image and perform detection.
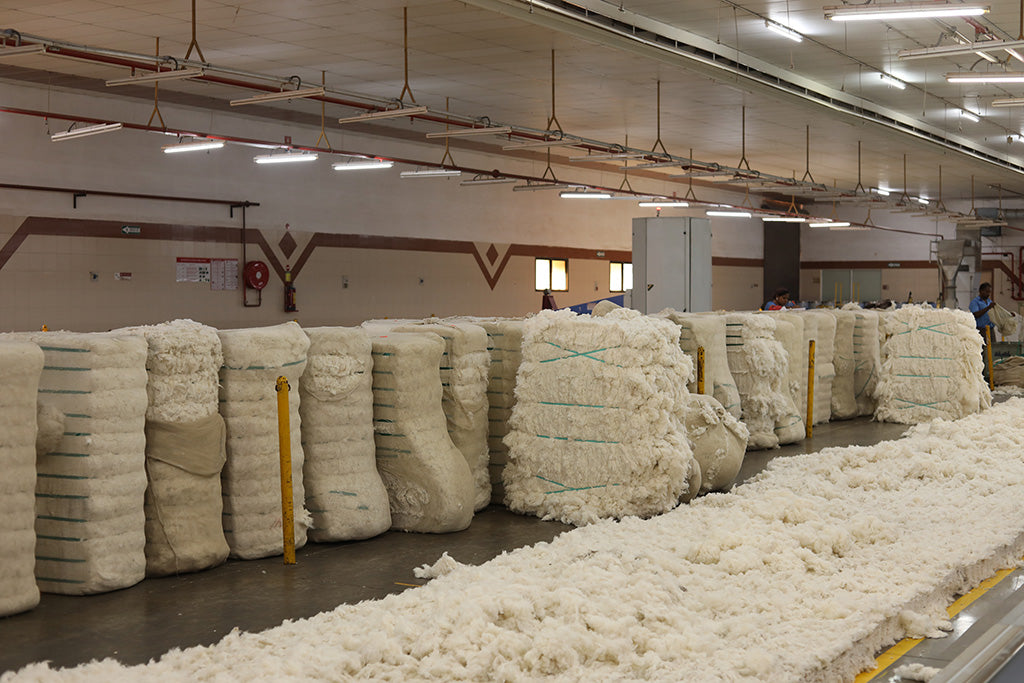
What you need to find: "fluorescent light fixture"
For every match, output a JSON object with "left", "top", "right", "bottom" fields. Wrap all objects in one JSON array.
[
  {"left": 337, "top": 105, "right": 428, "bottom": 124},
  {"left": 992, "top": 97, "right": 1024, "bottom": 107},
  {"left": 825, "top": 3, "right": 989, "bottom": 21},
  {"left": 460, "top": 176, "right": 517, "bottom": 186},
  {"left": 512, "top": 183, "right": 574, "bottom": 192},
  {"left": 162, "top": 138, "right": 224, "bottom": 154},
  {"left": 0, "top": 44, "right": 46, "bottom": 57},
  {"left": 947, "top": 72, "right": 1024, "bottom": 83},
  {"left": 762, "top": 216, "right": 807, "bottom": 222},
  {"left": 331, "top": 158, "right": 394, "bottom": 171},
  {"left": 765, "top": 19, "right": 802, "bottom": 42},
  {"left": 900, "top": 39, "right": 1024, "bottom": 60},
  {"left": 638, "top": 201, "right": 689, "bottom": 208},
  {"left": 960, "top": 109, "right": 980, "bottom": 123},
  {"left": 830, "top": 224, "right": 869, "bottom": 231},
  {"left": 502, "top": 138, "right": 581, "bottom": 150},
  {"left": 560, "top": 191, "right": 612, "bottom": 199},
  {"left": 400, "top": 168, "right": 462, "bottom": 178},
  {"left": 706, "top": 210, "right": 752, "bottom": 218},
  {"left": 253, "top": 151, "right": 318, "bottom": 164},
  {"left": 106, "top": 68, "right": 204, "bottom": 87},
  {"left": 809, "top": 221, "right": 851, "bottom": 228},
  {"left": 916, "top": 196, "right": 929, "bottom": 204},
  {"left": 425, "top": 126, "right": 512, "bottom": 139},
  {"left": 231, "top": 86, "right": 325, "bottom": 106},
  {"left": 879, "top": 73, "right": 906, "bottom": 89},
  {"left": 569, "top": 152, "right": 650, "bottom": 161},
  {"left": 873, "top": 187, "right": 891, "bottom": 196},
  {"left": 50, "top": 122, "right": 123, "bottom": 142},
  {"left": 1007, "top": 48, "right": 1024, "bottom": 64}
]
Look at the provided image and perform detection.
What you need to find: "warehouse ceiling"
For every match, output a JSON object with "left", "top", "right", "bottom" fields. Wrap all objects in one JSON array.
[{"left": 4, "top": 0, "right": 1024, "bottom": 208}]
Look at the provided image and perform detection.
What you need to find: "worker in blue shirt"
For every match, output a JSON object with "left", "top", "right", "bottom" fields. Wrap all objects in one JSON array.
[
  {"left": 763, "top": 287, "right": 795, "bottom": 311},
  {"left": 969, "top": 282, "right": 996, "bottom": 340}
]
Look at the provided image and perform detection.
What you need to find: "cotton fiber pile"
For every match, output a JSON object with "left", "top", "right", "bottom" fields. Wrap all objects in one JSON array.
[
  {"left": 658, "top": 309, "right": 741, "bottom": 419},
  {"left": 849, "top": 308, "right": 882, "bottom": 416},
  {"left": 115, "top": 320, "right": 229, "bottom": 577},
  {"left": 829, "top": 309, "right": 858, "bottom": 420},
  {"left": 724, "top": 313, "right": 789, "bottom": 450},
  {"left": 218, "top": 322, "right": 310, "bottom": 559},
  {"left": 394, "top": 321, "right": 491, "bottom": 511},
  {"left": 369, "top": 332, "right": 475, "bottom": 533},
  {"left": 766, "top": 311, "right": 808, "bottom": 415},
  {"left": 22, "top": 399, "right": 1024, "bottom": 682},
  {"left": 0, "top": 342, "right": 43, "bottom": 616},
  {"left": 299, "top": 327, "right": 390, "bottom": 542},
  {"left": 447, "top": 317, "right": 525, "bottom": 506},
  {"left": 683, "top": 393, "right": 748, "bottom": 493},
  {"left": 762, "top": 313, "right": 805, "bottom": 444},
  {"left": 802, "top": 310, "right": 836, "bottom": 425},
  {"left": 875, "top": 306, "right": 991, "bottom": 424},
  {"left": 503, "top": 308, "right": 700, "bottom": 526},
  {"left": 0, "top": 331, "right": 149, "bottom": 594}
]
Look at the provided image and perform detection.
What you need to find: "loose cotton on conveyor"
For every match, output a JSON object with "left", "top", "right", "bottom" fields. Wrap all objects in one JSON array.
[
  {"left": 16, "top": 399, "right": 1024, "bottom": 682},
  {"left": 659, "top": 309, "right": 742, "bottom": 419},
  {"left": 115, "top": 320, "right": 229, "bottom": 577},
  {"left": 369, "top": 332, "right": 475, "bottom": 533},
  {"left": 299, "top": 327, "right": 390, "bottom": 542},
  {"left": 218, "top": 322, "right": 310, "bottom": 559},
  {"left": 503, "top": 308, "right": 700, "bottom": 526},
  {"left": 0, "top": 342, "right": 43, "bottom": 616},
  {"left": 875, "top": 305, "right": 991, "bottom": 424},
  {"left": 723, "top": 313, "right": 790, "bottom": 449},
  {"left": 0, "top": 331, "right": 149, "bottom": 595}
]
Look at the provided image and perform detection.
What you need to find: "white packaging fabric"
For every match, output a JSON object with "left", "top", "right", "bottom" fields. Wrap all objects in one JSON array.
[
  {"left": 829, "top": 309, "right": 858, "bottom": 420},
  {"left": 115, "top": 320, "right": 229, "bottom": 577},
  {"left": 370, "top": 331, "right": 475, "bottom": 533},
  {"left": 724, "top": 314, "right": 789, "bottom": 450},
  {"left": 659, "top": 310, "right": 741, "bottom": 419},
  {"left": 850, "top": 308, "right": 882, "bottom": 416},
  {"left": 683, "top": 393, "right": 749, "bottom": 493},
  {"left": 875, "top": 306, "right": 991, "bottom": 424},
  {"left": 0, "top": 341, "right": 43, "bottom": 616},
  {"left": 218, "top": 322, "right": 310, "bottom": 559},
  {"left": 0, "top": 331, "right": 149, "bottom": 595},
  {"left": 802, "top": 311, "right": 836, "bottom": 425},
  {"left": 504, "top": 308, "right": 700, "bottom": 526},
  {"left": 300, "top": 327, "right": 390, "bottom": 542}
]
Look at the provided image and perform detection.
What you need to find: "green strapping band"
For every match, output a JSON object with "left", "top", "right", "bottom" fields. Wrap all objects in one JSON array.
[
  {"left": 39, "top": 346, "right": 90, "bottom": 353},
  {"left": 536, "top": 474, "right": 622, "bottom": 495},
  {"left": 43, "top": 366, "right": 89, "bottom": 372},
  {"left": 536, "top": 434, "right": 620, "bottom": 444},
  {"left": 539, "top": 400, "right": 621, "bottom": 409},
  {"left": 330, "top": 490, "right": 358, "bottom": 497},
  {"left": 35, "top": 556, "right": 86, "bottom": 564},
  {"left": 540, "top": 342, "right": 624, "bottom": 367}
]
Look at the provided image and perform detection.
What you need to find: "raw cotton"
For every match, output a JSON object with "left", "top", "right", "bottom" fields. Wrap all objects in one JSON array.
[
  {"left": 115, "top": 320, "right": 229, "bottom": 577},
  {"left": 994, "top": 356, "right": 1024, "bottom": 387},
  {"left": 875, "top": 305, "right": 991, "bottom": 424},
  {"left": 0, "top": 341, "right": 43, "bottom": 616},
  {"left": 683, "top": 393, "right": 749, "bottom": 493},
  {"left": 762, "top": 313, "right": 806, "bottom": 444},
  {"left": 658, "top": 310, "right": 741, "bottom": 419},
  {"left": 218, "top": 322, "right": 310, "bottom": 559},
  {"left": 394, "top": 321, "right": 491, "bottom": 511},
  {"left": 503, "top": 308, "right": 700, "bottom": 526},
  {"left": 370, "top": 331, "right": 475, "bottom": 533},
  {"left": 802, "top": 310, "right": 836, "bottom": 425},
  {"left": 18, "top": 399, "right": 1024, "bottom": 682},
  {"left": 724, "top": 313, "right": 789, "bottom": 450},
  {"left": 829, "top": 309, "right": 858, "bottom": 420},
  {"left": 990, "top": 303, "right": 1018, "bottom": 339},
  {"left": 0, "top": 331, "right": 149, "bottom": 595},
  {"left": 299, "top": 327, "right": 390, "bottom": 542},
  {"left": 848, "top": 308, "right": 882, "bottom": 417},
  {"left": 765, "top": 311, "right": 808, "bottom": 418},
  {"left": 447, "top": 317, "right": 525, "bottom": 506}
]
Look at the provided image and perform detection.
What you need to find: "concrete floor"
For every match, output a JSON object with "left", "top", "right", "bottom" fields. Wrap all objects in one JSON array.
[{"left": 0, "top": 414, "right": 1021, "bottom": 679}]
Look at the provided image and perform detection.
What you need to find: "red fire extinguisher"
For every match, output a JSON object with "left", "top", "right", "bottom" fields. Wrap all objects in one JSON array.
[{"left": 284, "top": 266, "right": 297, "bottom": 312}]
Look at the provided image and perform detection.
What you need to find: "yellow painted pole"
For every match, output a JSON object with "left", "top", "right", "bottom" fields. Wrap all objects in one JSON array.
[
  {"left": 985, "top": 327, "right": 995, "bottom": 391},
  {"left": 276, "top": 376, "right": 296, "bottom": 565},
  {"left": 806, "top": 340, "right": 816, "bottom": 438},
  {"left": 696, "top": 346, "right": 705, "bottom": 395}
]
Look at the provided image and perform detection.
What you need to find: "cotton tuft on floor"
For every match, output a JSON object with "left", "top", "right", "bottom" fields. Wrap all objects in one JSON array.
[{"left": 12, "top": 399, "right": 1024, "bottom": 682}]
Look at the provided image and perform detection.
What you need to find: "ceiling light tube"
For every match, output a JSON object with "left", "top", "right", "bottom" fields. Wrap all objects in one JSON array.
[
  {"left": 253, "top": 151, "right": 318, "bottom": 164},
  {"left": 1007, "top": 48, "right": 1024, "bottom": 64},
  {"left": 50, "top": 122, "right": 123, "bottom": 141},
  {"left": 825, "top": 3, "right": 989, "bottom": 21},
  {"left": 512, "top": 183, "right": 575, "bottom": 192},
  {"left": 765, "top": 19, "right": 802, "bottom": 43},
  {"left": 568, "top": 152, "right": 650, "bottom": 161},
  {"left": 809, "top": 221, "right": 852, "bottom": 228},
  {"left": 872, "top": 187, "right": 891, "bottom": 196},
  {"left": 331, "top": 159, "right": 394, "bottom": 171},
  {"left": 560, "top": 191, "right": 612, "bottom": 199},
  {"left": 106, "top": 68, "right": 204, "bottom": 87},
  {"left": 916, "top": 197, "right": 929, "bottom": 204},
  {"left": 0, "top": 44, "right": 46, "bottom": 57},
  {"left": 762, "top": 216, "right": 807, "bottom": 222},
  {"left": 460, "top": 176, "right": 517, "bottom": 185},
  {"left": 400, "top": 169, "right": 462, "bottom": 178},
  {"left": 960, "top": 109, "right": 980, "bottom": 122},
  {"left": 992, "top": 97, "right": 1024, "bottom": 107},
  {"left": 900, "top": 39, "right": 1024, "bottom": 60},
  {"left": 162, "top": 139, "right": 225, "bottom": 154},
  {"left": 879, "top": 73, "right": 907, "bottom": 89},
  {"left": 502, "top": 138, "right": 581, "bottom": 150},
  {"left": 706, "top": 210, "right": 752, "bottom": 218},
  {"left": 337, "top": 106, "right": 429, "bottom": 124},
  {"left": 829, "top": 224, "right": 870, "bottom": 231},
  {"left": 425, "top": 126, "right": 512, "bottom": 139},
  {"left": 231, "top": 86, "right": 325, "bottom": 106},
  {"left": 947, "top": 72, "right": 1024, "bottom": 83},
  {"left": 638, "top": 201, "right": 689, "bottom": 208}
]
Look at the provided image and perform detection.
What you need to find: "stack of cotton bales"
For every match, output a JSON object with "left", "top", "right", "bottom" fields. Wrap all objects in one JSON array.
[
  {"left": 875, "top": 306, "right": 991, "bottom": 424},
  {"left": 766, "top": 311, "right": 808, "bottom": 413},
  {"left": 830, "top": 309, "right": 858, "bottom": 420},
  {"left": 762, "top": 313, "right": 805, "bottom": 445},
  {"left": 849, "top": 308, "right": 882, "bottom": 416},
  {"left": 683, "top": 394, "right": 748, "bottom": 493},
  {"left": 803, "top": 310, "right": 836, "bottom": 425},
  {"left": 218, "top": 322, "right": 310, "bottom": 559},
  {"left": 300, "top": 327, "right": 390, "bottom": 542},
  {"left": 0, "top": 331, "right": 149, "bottom": 594},
  {"left": 370, "top": 331, "right": 475, "bottom": 533},
  {"left": 116, "top": 320, "right": 229, "bottom": 577},
  {"left": 504, "top": 308, "right": 700, "bottom": 526},
  {"left": 0, "top": 342, "right": 43, "bottom": 616},
  {"left": 724, "top": 314, "right": 790, "bottom": 450},
  {"left": 394, "top": 321, "right": 491, "bottom": 511},
  {"left": 659, "top": 310, "right": 741, "bottom": 419},
  {"left": 448, "top": 317, "right": 524, "bottom": 506}
]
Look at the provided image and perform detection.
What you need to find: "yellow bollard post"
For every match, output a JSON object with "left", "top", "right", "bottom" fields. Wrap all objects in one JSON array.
[
  {"left": 41, "top": 324, "right": 48, "bottom": 331},
  {"left": 696, "top": 346, "right": 705, "bottom": 395},
  {"left": 275, "top": 376, "right": 296, "bottom": 565},
  {"left": 806, "top": 340, "right": 816, "bottom": 439},
  {"left": 985, "top": 327, "right": 995, "bottom": 391}
]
